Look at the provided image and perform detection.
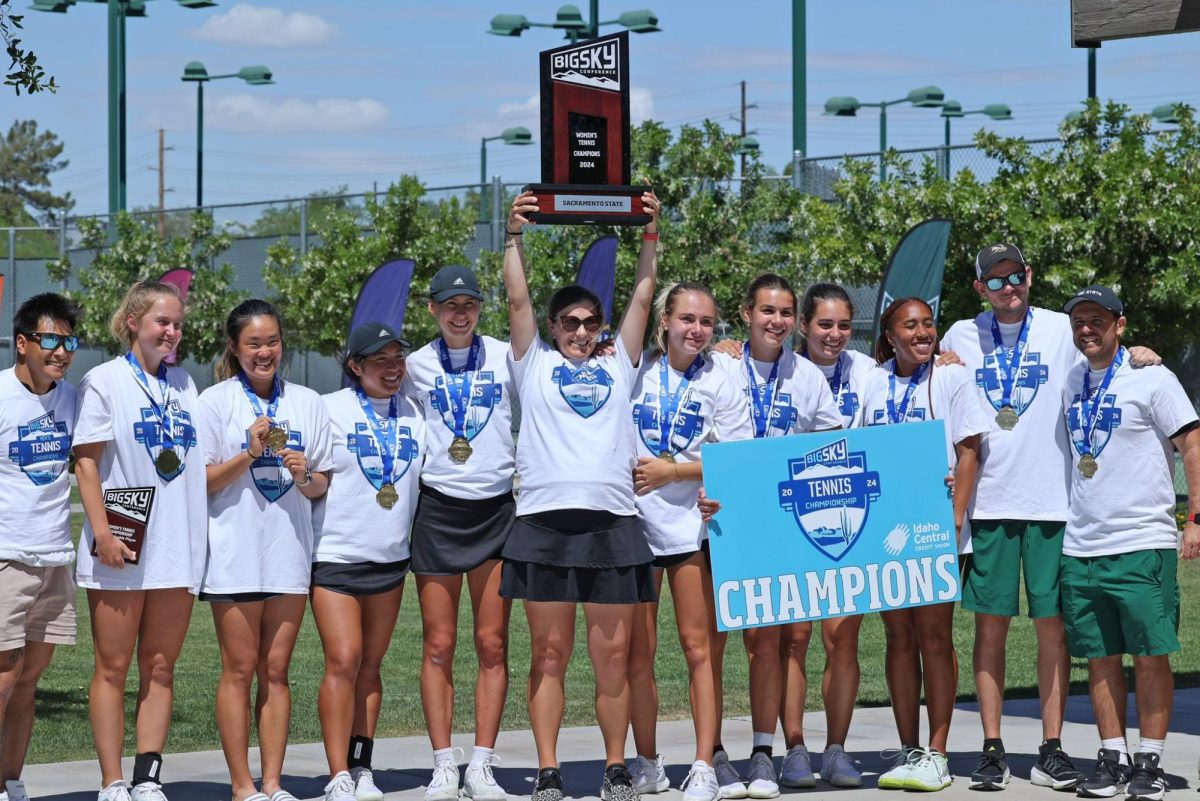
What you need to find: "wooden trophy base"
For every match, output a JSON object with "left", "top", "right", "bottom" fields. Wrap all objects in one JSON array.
[{"left": 524, "top": 183, "right": 652, "bottom": 226}]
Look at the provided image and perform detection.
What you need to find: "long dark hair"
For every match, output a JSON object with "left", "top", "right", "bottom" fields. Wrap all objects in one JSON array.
[
  {"left": 742, "top": 273, "right": 796, "bottom": 313},
  {"left": 216, "top": 299, "right": 283, "bottom": 381},
  {"left": 874, "top": 296, "right": 937, "bottom": 364}
]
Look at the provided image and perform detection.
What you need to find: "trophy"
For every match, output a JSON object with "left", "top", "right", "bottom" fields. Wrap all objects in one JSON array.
[{"left": 524, "top": 30, "right": 652, "bottom": 225}]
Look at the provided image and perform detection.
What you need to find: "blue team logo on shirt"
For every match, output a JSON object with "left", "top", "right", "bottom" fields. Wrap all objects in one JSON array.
[
  {"left": 7, "top": 412, "right": 71, "bottom": 486},
  {"left": 552, "top": 363, "right": 614, "bottom": 418},
  {"left": 348, "top": 423, "right": 419, "bottom": 487},
  {"left": 243, "top": 422, "right": 306, "bottom": 502},
  {"left": 133, "top": 401, "right": 197, "bottom": 482},
  {"left": 777, "top": 437, "right": 881, "bottom": 562},
  {"left": 868, "top": 408, "right": 926, "bottom": 425},
  {"left": 836, "top": 385, "right": 861, "bottom": 425},
  {"left": 633, "top": 392, "right": 706, "bottom": 454},
  {"left": 976, "top": 351, "right": 1050, "bottom": 415},
  {"left": 743, "top": 385, "right": 799, "bottom": 435},
  {"left": 1066, "top": 391, "right": 1122, "bottom": 458},
  {"left": 430, "top": 371, "right": 503, "bottom": 441}
]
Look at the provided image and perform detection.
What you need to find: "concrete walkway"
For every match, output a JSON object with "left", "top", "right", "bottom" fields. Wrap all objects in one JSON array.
[{"left": 19, "top": 691, "right": 1200, "bottom": 801}]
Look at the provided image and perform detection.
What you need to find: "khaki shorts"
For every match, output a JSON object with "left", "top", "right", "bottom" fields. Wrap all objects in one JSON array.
[{"left": 0, "top": 561, "right": 77, "bottom": 650}]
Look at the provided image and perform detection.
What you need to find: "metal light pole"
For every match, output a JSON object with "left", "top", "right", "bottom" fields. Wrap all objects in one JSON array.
[
  {"left": 32, "top": 0, "right": 220, "bottom": 221},
  {"left": 824, "top": 86, "right": 945, "bottom": 181},
  {"left": 182, "top": 62, "right": 274, "bottom": 208},
  {"left": 793, "top": 0, "right": 805, "bottom": 159},
  {"left": 940, "top": 102, "right": 1012, "bottom": 179},
  {"left": 487, "top": 4, "right": 660, "bottom": 41},
  {"left": 480, "top": 127, "right": 534, "bottom": 222}
]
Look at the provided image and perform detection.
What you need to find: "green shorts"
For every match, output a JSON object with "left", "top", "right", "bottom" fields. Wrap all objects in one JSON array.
[
  {"left": 1059, "top": 549, "right": 1180, "bottom": 659},
  {"left": 961, "top": 519, "right": 1064, "bottom": 618}
]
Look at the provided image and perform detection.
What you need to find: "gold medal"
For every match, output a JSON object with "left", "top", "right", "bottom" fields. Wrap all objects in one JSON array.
[
  {"left": 1079, "top": 453, "right": 1099, "bottom": 478},
  {"left": 266, "top": 426, "right": 288, "bottom": 451},
  {"left": 996, "top": 406, "right": 1019, "bottom": 430},
  {"left": 376, "top": 483, "right": 399, "bottom": 509},
  {"left": 658, "top": 451, "right": 676, "bottom": 463},
  {"left": 156, "top": 448, "right": 181, "bottom": 474},
  {"left": 448, "top": 436, "right": 473, "bottom": 463}
]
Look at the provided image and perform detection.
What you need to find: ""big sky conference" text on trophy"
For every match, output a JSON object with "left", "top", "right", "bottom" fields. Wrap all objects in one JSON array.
[{"left": 524, "top": 31, "right": 652, "bottom": 226}]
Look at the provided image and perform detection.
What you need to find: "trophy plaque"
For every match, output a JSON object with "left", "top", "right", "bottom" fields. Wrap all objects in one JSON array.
[
  {"left": 90, "top": 486, "right": 155, "bottom": 565},
  {"left": 525, "top": 31, "right": 652, "bottom": 226}
]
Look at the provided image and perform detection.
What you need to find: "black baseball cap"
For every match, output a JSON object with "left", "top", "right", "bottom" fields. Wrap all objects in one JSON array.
[
  {"left": 347, "top": 322, "right": 410, "bottom": 357},
  {"left": 975, "top": 243, "right": 1027, "bottom": 279},
  {"left": 1063, "top": 285, "right": 1124, "bottom": 317},
  {"left": 430, "top": 265, "right": 482, "bottom": 303}
]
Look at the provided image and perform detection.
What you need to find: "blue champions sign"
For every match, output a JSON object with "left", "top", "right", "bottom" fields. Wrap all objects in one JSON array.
[{"left": 702, "top": 420, "right": 960, "bottom": 631}]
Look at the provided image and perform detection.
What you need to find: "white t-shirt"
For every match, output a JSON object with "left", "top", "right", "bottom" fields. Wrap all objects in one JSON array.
[
  {"left": 74, "top": 356, "right": 208, "bottom": 592},
  {"left": 711, "top": 350, "right": 842, "bottom": 438},
  {"left": 632, "top": 353, "right": 755, "bottom": 556},
  {"left": 805, "top": 348, "right": 876, "bottom": 430},
  {"left": 1061, "top": 355, "right": 1198, "bottom": 557},
  {"left": 859, "top": 360, "right": 991, "bottom": 551},
  {"left": 0, "top": 368, "right": 78, "bottom": 565},
  {"left": 314, "top": 388, "right": 425, "bottom": 564},
  {"left": 403, "top": 335, "right": 515, "bottom": 500},
  {"left": 510, "top": 336, "right": 638, "bottom": 516},
  {"left": 197, "top": 378, "right": 334, "bottom": 594},
  {"left": 941, "top": 307, "right": 1082, "bottom": 521}
]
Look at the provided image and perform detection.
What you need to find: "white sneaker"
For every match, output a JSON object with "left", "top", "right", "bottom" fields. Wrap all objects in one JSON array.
[
  {"left": 425, "top": 749, "right": 463, "bottom": 801},
  {"left": 629, "top": 755, "right": 669, "bottom": 794},
  {"left": 745, "top": 753, "right": 779, "bottom": 799},
  {"left": 97, "top": 782, "right": 132, "bottom": 801},
  {"left": 681, "top": 762, "right": 720, "bottom": 801},
  {"left": 350, "top": 768, "right": 383, "bottom": 801},
  {"left": 463, "top": 755, "right": 506, "bottom": 801},
  {"left": 877, "top": 747, "right": 918, "bottom": 790},
  {"left": 324, "top": 771, "right": 357, "bottom": 801},
  {"left": 712, "top": 751, "right": 746, "bottom": 800},
  {"left": 130, "top": 784, "right": 167, "bottom": 801},
  {"left": 6, "top": 781, "right": 30, "bottom": 801},
  {"left": 904, "top": 749, "right": 951, "bottom": 792}
]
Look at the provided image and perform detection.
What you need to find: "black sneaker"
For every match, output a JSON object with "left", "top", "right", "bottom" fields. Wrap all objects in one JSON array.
[
  {"left": 601, "top": 764, "right": 641, "bottom": 801},
  {"left": 1032, "top": 741, "right": 1081, "bottom": 791},
  {"left": 969, "top": 744, "right": 1011, "bottom": 791},
  {"left": 1125, "top": 753, "right": 1165, "bottom": 801},
  {"left": 1077, "top": 749, "right": 1129, "bottom": 798},
  {"left": 533, "top": 768, "right": 564, "bottom": 801}
]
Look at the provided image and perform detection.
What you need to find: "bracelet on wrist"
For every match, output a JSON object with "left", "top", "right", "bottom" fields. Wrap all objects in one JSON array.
[
  {"left": 296, "top": 468, "right": 312, "bottom": 487},
  {"left": 642, "top": 231, "right": 659, "bottom": 241}
]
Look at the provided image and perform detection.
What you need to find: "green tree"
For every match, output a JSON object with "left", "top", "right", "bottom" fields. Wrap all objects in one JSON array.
[
  {"left": 0, "top": 120, "right": 73, "bottom": 225},
  {"left": 263, "top": 175, "right": 476, "bottom": 355},
  {"left": 240, "top": 186, "right": 356, "bottom": 239},
  {"left": 2, "top": 0, "right": 55, "bottom": 95},
  {"left": 47, "top": 211, "right": 244, "bottom": 364}
]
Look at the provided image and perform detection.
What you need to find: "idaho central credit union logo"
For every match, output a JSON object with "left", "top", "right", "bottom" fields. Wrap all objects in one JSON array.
[
  {"left": 777, "top": 438, "right": 881, "bottom": 562},
  {"left": 552, "top": 363, "right": 614, "bottom": 418},
  {"left": 551, "top": 39, "right": 620, "bottom": 91}
]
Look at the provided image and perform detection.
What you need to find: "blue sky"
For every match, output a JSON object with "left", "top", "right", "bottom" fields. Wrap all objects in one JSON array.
[{"left": 12, "top": 0, "right": 1200, "bottom": 216}]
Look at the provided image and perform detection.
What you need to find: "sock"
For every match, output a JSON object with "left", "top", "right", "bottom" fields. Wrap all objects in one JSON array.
[
  {"left": 1101, "top": 737, "right": 1129, "bottom": 765},
  {"left": 1041, "top": 738, "right": 1062, "bottom": 751},
  {"left": 983, "top": 737, "right": 1005, "bottom": 753},
  {"left": 348, "top": 736, "right": 373, "bottom": 770},
  {"left": 752, "top": 732, "right": 773, "bottom": 757},
  {"left": 132, "top": 752, "right": 162, "bottom": 786},
  {"left": 751, "top": 746, "right": 773, "bottom": 758},
  {"left": 434, "top": 747, "right": 456, "bottom": 766},
  {"left": 1139, "top": 738, "right": 1165, "bottom": 758},
  {"left": 470, "top": 746, "right": 494, "bottom": 767}
]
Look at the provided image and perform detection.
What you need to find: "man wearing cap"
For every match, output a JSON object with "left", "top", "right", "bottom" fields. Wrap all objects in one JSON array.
[
  {"left": 941, "top": 245, "right": 1160, "bottom": 791},
  {"left": 1059, "top": 285, "right": 1199, "bottom": 801}
]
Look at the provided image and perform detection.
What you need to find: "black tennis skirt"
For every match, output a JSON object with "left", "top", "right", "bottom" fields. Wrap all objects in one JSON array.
[
  {"left": 410, "top": 483, "right": 516, "bottom": 575},
  {"left": 500, "top": 509, "right": 657, "bottom": 605},
  {"left": 311, "top": 559, "right": 411, "bottom": 596}
]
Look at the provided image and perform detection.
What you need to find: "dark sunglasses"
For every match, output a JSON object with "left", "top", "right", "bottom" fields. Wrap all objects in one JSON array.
[
  {"left": 984, "top": 270, "right": 1026, "bottom": 292},
  {"left": 22, "top": 332, "right": 79, "bottom": 352},
  {"left": 555, "top": 315, "right": 603, "bottom": 333}
]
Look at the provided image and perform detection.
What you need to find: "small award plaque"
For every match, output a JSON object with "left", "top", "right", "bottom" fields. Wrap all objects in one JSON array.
[
  {"left": 525, "top": 31, "right": 651, "bottom": 226},
  {"left": 91, "top": 486, "right": 156, "bottom": 565}
]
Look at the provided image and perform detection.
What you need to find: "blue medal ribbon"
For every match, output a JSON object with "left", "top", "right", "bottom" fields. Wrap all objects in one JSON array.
[
  {"left": 1079, "top": 346, "right": 1125, "bottom": 457},
  {"left": 744, "top": 342, "right": 781, "bottom": 439},
  {"left": 355, "top": 387, "right": 399, "bottom": 489},
  {"left": 236, "top": 371, "right": 281, "bottom": 422},
  {"left": 989, "top": 308, "right": 1033, "bottom": 411},
  {"left": 125, "top": 351, "right": 175, "bottom": 450},
  {"left": 437, "top": 336, "right": 481, "bottom": 442},
  {"left": 885, "top": 360, "right": 928, "bottom": 424},
  {"left": 658, "top": 353, "right": 704, "bottom": 457}
]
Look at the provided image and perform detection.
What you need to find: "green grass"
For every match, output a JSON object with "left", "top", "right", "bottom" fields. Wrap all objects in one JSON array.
[{"left": 28, "top": 515, "right": 1200, "bottom": 763}]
